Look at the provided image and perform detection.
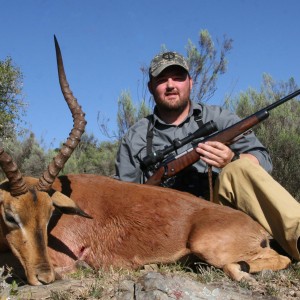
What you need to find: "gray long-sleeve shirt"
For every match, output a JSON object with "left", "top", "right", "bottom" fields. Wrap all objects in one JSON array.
[{"left": 115, "top": 101, "right": 272, "bottom": 184}]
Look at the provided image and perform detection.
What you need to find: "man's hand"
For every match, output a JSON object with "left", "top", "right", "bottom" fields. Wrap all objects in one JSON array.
[
  {"left": 195, "top": 141, "right": 234, "bottom": 168},
  {"left": 196, "top": 141, "right": 260, "bottom": 168}
]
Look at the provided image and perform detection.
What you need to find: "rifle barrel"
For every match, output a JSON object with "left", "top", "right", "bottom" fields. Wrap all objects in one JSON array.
[{"left": 263, "top": 89, "right": 300, "bottom": 112}]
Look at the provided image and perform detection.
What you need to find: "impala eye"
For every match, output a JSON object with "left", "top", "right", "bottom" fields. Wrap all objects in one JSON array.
[{"left": 5, "top": 213, "right": 19, "bottom": 227}]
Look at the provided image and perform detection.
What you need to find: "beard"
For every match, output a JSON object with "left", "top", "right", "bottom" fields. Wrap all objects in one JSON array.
[{"left": 154, "top": 95, "right": 190, "bottom": 115}]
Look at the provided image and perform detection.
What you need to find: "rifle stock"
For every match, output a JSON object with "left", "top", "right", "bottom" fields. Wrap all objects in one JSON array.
[{"left": 145, "top": 89, "right": 300, "bottom": 186}]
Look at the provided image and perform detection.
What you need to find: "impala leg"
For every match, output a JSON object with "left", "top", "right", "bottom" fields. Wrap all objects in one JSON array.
[
  {"left": 223, "top": 262, "right": 255, "bottom": 282},
  {"left": 243, "top": 248, "right": 291, "bottom": 273},
  {"left": 223, "top": 248, "right": 291, "bottom": 282}
]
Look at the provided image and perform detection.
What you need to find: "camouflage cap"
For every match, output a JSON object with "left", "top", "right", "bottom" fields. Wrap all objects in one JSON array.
[{"left": 149, "top": 51, "right": 189, "bottom": 77}]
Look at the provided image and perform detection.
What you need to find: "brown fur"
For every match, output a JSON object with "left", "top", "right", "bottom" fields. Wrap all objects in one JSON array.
[
  {"left": 47, "top": 174, "right": 291, "bottom": 281},
  {"left": 0, "top": 173, "right": 291, "bottom": 285}
]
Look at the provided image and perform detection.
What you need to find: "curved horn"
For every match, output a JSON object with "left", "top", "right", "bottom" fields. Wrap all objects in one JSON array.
[
  {"left": 36, "top": 35, "right": 86, "bottom": 191},
  {"left": 0, "top": 148, "right": 28, "bottom": 196}
]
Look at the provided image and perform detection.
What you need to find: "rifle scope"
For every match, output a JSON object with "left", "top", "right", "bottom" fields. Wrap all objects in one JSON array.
[{"left": 142, "top": 120, "right": 218, "bottom": 168}]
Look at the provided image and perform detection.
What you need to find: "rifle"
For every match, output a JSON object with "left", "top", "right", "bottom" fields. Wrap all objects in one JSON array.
[
  {"left": 141, "top": 120, "right": 218, "bottom": 169},
  {"left": 145, "top": 89, "right": 300, "bottom": 186}
]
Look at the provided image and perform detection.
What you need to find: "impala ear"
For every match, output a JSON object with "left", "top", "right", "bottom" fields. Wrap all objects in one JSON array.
[{"left": 51, "top": 191, "right": 92, "bottom": 219}]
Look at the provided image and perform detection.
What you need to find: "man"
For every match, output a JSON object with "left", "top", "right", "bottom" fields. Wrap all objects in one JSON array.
[{"left": 115, "top": 51, "right": 300, "bottom": 261}]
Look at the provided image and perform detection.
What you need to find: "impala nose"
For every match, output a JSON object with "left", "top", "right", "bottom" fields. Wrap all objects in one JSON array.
[
  {"left": 37, "top": 271, "right": 55, "bottom": 285},
  {"left": 36, "top": 265, "right": 56, "bottom": 285}
]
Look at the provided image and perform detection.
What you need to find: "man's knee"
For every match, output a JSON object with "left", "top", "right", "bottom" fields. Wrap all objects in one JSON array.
[
  {"left": 213, "top": 158, "right": 258, "bottom": 206},
  {"left": 220, "top": 158, "right": 259, "bottom": 182}
]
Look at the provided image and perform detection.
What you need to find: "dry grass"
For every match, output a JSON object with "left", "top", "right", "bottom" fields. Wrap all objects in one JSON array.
[
  {"left": 194, "top": 261, "right": 300, "bottom": 299},
  {"left": 1, "top": 260, "right": 299, "bottom": 299}
]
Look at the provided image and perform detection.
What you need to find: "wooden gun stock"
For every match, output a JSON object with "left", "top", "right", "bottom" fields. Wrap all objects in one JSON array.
[{"left": 145, "top": 89, "right": 300, "bottom": 186}]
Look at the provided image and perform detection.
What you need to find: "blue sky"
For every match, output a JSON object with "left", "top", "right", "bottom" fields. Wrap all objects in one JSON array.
[{"left": 1, "top": 0, "right": 300, "bottom": 148}]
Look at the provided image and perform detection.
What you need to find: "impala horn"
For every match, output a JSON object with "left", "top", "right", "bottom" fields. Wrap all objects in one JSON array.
[
  {"left": 0, "top": 148, "right": 28, "bottom": 196},
  {"left": 36, "top": 35, "right": 86, "bottom": 191}
]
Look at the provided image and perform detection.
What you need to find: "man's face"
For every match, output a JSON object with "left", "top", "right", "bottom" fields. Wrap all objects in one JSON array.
[{"left": 148, "top": 66, "right": 193, "bottom": 112}]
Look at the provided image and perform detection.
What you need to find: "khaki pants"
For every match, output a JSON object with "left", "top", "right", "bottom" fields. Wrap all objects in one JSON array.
[{"left": 213, "top": 158, "right": 300, "bottom": 260}]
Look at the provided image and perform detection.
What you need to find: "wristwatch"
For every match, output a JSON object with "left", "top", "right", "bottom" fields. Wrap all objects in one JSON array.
[{"left": 231, "top": 151, "right": 240, "bottom": 162}]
